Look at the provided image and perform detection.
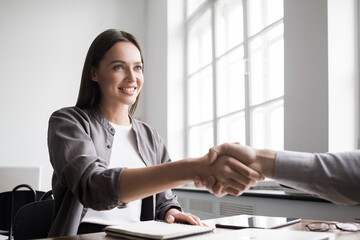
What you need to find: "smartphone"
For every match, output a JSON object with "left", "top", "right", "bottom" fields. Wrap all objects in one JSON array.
[{"left": 215, "top": 215, "right": 301, "bottom": 229}]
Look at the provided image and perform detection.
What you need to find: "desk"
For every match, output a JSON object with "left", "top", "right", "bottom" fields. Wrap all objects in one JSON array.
[{"left": 41, "top": 219, "right": 359, "bottom": 240}]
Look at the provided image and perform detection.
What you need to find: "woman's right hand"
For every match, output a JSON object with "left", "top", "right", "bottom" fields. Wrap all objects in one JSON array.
[{"left": 195, "top": 146, "right": 264, "bottom": 197}]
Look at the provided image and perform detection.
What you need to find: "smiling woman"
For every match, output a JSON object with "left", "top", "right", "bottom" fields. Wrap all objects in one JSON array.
[
  {"left": 91, "top": 41, "right": 144, "bottom": 124},
  {"left": 47, "top": 29, "right": 263, "bottom": 238},
  {"left": 75, "top": 30, "right": 144, "bottom": 116}
]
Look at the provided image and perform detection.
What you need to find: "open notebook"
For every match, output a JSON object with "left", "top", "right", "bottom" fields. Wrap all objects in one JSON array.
[{"left": 105, "top": 220, "right": 212, "bottom": 240}]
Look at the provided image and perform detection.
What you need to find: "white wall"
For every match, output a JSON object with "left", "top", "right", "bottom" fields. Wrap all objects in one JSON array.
[
  {"left": 142, "top": 0, "right": 169, "bottom": 142},
  {"left": 167, "top": 0, "right": 186, "bottom": 161},
  {"left": 284, "top": 0, "right": 359, "bottom": 153},
  {"left": 328, "top": 0, "right": 359, "bottom": 152},
  {"left": 141, "top": 0, "right": 187, "bottom": 161},
  {"left": 0, "top": 0, "right": 146, "bottom": 191},
  {"left": 284, "top": 0, "right": 329, "bottom": 152}
]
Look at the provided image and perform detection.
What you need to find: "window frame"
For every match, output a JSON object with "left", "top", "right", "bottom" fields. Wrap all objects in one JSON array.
[{"left": 184, "top": 0, "right": 284, "bottom": 157}]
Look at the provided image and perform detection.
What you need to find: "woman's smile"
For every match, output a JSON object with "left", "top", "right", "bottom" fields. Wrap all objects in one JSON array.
[{"left": 119, "top": 86, "right": 137, "bottom": 95}]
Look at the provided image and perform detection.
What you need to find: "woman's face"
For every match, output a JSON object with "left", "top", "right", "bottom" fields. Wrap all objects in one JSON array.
[{"left": 92, "top": 41, "right": 143, "bottom": 109}]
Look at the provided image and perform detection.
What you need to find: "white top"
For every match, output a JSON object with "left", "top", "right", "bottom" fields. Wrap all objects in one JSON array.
[{"left": 82, "top": 123, "right": 146, "bottom": 225}]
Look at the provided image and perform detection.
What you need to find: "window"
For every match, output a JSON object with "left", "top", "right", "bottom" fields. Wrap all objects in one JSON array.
[{"left": 185, "top": 0, "right": 284, "bottom": 157}]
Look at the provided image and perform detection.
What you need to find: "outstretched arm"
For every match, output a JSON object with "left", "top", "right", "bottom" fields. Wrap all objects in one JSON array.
[
  {"left": 196, "top": 143, "right": 360, "bottom": 205},
  {"left": 119, "top": 152, "right": 264, "bottom": 225},
  {"left": 119, "top": 152, "right": 264, "bottom": 203}
]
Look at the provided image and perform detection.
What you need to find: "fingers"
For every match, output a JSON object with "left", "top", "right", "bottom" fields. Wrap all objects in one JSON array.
[
  {"left": 204, "top": 156, "right": 262, "bottom": 195},
  {"left": 198, "top": 173, "right": 257, "bottom": 197},
  {"left": 208, "top": 142, "right": 242, "bottom": 164},
  {"left": 193, "top": 176, "right": 204, "bottom": 188},
  {"left": 207, "top": 148, "right": 218, "bottom": 164},
  {"left": 168, "top": 211, "right": 203, "bottom": 226},
  {"left": 206, "top": 173, "right": 258, "bottom": 197},
  {"left": 210, "top": 143, "right": 257, "bottom": 166},
  {"left": 203, "top": 143, "right": 266, "bottom": 198},
  {"left": 212, "top": 155, "right": 263, "bottom": 183},
  {"left": 224, "top": 185, "right": 251, "bottom": 196},
  {"left": 205, "top": 175, "right": 217, "bottom": 190},
  {"left": 166, "top": 214, "right": 176, "bottom": 223},
  {"left": 212, "top": 181, "right": 227, "bottom": 198},
  {"left": 204, "top": 176, "right": 227, "bottom": 197},
  {"left": 224, "top": 156, "right": 264, "bottom": 181},
  {"left": 208, "top": 143, "right": 229, "bottom": 164},
  {"left": 188, "top": 213, "right": 202, "bottom": 226}
]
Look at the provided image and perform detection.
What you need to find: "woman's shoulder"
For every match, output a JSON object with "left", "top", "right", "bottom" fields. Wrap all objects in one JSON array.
[
  {"left": 51, "top": 106, "right": 86, "bottom": 116},
  {"left": 49, "top": 106, "right": 93, "bottom": 123}
]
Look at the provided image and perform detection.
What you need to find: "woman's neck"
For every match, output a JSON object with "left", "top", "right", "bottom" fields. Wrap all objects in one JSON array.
[{"left": 98, "top": 102, "right": 131, "bottom": 126}]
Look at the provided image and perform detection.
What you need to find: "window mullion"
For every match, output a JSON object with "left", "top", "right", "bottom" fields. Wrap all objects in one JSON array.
[
  {"left": 184, "top": 1, "right": 189, "bottom": 157},
  {"left": 211, "top": 0, "right": 218, "bottom": 146},
  {"left": 243, "top": 0, "right": 251, "bottom": 146}
]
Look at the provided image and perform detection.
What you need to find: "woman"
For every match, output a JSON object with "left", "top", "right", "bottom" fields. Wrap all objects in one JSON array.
[{"left": 47, "top": 29, "right": 262, "bottom": 237}]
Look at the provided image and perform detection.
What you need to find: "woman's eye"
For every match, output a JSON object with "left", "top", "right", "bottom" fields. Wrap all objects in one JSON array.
[
  {"left": 113, "top": 65, "right": 124, "bottom": 70},
  {"left": 135, "top": 65, "right": 142, "bottom": 71}
]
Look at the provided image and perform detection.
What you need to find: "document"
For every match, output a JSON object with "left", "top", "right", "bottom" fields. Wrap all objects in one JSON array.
[{"left": 105, "top": 220, "right": 212, "bottom": 240}]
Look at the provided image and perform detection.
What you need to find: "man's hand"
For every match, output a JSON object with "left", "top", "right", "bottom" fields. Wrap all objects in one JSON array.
[{"left": 194, "top": 143, "right": 276, "bottom": 197}]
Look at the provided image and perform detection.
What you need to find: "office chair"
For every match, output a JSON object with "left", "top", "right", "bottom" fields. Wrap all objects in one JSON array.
[
  {"left": 13, "top": 190, "right": 54, "bottom": 240},
  {"left": 0, "top": 184, "right": 44, "bottom": 240}
]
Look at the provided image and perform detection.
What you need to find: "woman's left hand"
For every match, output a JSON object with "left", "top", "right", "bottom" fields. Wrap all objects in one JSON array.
[{"left": 165, "top": 208, "right": 204, "bottom": 226}]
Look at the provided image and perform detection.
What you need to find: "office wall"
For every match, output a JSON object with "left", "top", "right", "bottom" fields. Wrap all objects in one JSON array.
[
  {"left": 142, "top": 0, "right": 168, "bottom": 142},
  {"left": 0, "top": 0, "right": 146, "bottom": 190},
  {"left": 284, "top": 0, "right": 359, "bottom": 153},
  {"left": 328, "top": 0, "right": 359, "bottom": 151},
  {"left": 284, "top": 0, "right": 329, "bottom": 152}
]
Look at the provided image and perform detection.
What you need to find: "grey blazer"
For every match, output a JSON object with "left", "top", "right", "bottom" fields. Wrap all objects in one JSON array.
[
  {"left": 47, "top": 107, "right": 181, "bottom": 237},
  {"left": 275, "top": 150, "right": 360, "bottom": 204}
]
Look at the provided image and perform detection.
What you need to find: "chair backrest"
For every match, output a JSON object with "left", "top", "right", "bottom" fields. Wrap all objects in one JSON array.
[
  {"left": 13, "top": 197, "right": 54, "bottom": 240},
  {"left": 0, "top": 184, "right": 44, "bottom": 239}
]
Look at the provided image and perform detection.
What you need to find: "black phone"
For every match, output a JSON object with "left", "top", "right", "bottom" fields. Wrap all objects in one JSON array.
[{"left": 215, "top": 215, "right": 301, "bottom": 229}]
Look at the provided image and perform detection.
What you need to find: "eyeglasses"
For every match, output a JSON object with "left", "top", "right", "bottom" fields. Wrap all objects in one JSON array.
[{"left": 306, "top": 222, "right": 359, "bottom": 232}]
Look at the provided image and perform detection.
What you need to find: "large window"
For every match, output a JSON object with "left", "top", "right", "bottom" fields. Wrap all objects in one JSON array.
[{"left": 185, "top": 0, "right": 284, "bottom": 157}]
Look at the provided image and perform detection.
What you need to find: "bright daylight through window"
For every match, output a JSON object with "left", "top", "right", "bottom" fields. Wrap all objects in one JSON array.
[{"left": 185, "top": 0, "right": 284, "bottom": 157}]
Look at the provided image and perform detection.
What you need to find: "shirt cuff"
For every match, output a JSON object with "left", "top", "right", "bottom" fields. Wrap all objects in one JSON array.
[{"left": 274, "top": 150, "right": 314, "bottom": 185}]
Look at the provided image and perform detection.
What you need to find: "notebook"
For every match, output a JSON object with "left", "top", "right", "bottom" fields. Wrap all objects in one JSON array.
[{"left": 105, "top": 220, "right": 213, "bottom": 240}]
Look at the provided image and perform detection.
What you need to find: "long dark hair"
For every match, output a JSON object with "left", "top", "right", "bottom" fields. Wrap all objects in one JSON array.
[{"left": 75, "top": 29, "right": 144, "bottom": 116}]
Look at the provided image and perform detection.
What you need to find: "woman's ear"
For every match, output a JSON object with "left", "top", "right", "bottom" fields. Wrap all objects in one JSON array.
[{"left": 91, "top": 66, "right": 98, "bottom": 82}]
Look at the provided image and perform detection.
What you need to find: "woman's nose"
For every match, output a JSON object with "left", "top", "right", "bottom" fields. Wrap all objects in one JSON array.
[{"left": 127, "top": 69, "right": 136, "bottom": 82}]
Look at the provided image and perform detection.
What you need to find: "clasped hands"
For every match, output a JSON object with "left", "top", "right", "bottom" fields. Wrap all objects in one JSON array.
[{"left": 194, "top": 142, "right": 276, "bottom": 198}]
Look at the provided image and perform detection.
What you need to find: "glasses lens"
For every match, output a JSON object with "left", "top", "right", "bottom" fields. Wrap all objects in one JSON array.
[
  {"left": 336, "top": 223, "right": 358, "bottom": 232},
  {"left": 307, "top": 222, "right": 330, "bottom": 232}
]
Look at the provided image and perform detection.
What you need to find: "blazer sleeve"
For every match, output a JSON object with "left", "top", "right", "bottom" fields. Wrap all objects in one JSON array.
[
  {"left": 48, "top": 108, "right": 124, "bottom": 210},
  {"left": 274, "top": 150, "right": 360, "bottom": 204}
]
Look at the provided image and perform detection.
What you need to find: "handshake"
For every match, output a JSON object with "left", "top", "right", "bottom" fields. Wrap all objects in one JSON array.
[{"left": 193, "top": 143, "right": 277, "bottom": 198}]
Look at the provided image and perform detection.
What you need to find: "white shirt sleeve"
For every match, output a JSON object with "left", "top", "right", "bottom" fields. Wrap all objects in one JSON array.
[{"left": 274, "top": 150, "right": 360, "bottom": 205}]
